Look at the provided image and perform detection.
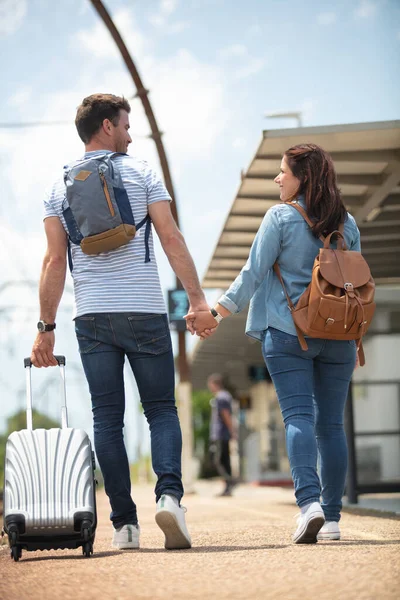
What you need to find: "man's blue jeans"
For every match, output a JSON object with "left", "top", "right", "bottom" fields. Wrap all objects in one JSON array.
[
  {"left": 75, "top": 312, "right": 183, "bottom": 529},
  {"left": 262, "top": 327, "right": 356, "bottom": 522}
]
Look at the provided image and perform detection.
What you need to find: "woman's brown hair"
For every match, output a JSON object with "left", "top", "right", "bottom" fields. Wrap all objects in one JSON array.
[{"left": 284, "top": 143, "right": 347, "bottom": 238}]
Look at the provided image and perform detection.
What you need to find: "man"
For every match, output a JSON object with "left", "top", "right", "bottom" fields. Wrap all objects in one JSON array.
[
  {"left": 31, "top": 93, "right": 210, "bottom": 551},
  {"left": 207, "top": 373, "right": 237, "bottom": 497}
]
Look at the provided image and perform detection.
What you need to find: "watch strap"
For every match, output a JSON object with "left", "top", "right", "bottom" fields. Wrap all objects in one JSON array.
[
  {"left": 37, "top": 320, "right": 56, "bottom": 332},
  {"left": 210, "top": 308, "right": 223, "bottom": 324}
]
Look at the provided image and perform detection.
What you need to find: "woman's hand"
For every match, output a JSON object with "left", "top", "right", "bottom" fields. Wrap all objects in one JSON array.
[{"left": 184, "top": 309, "right": 219, "bottom": 338}]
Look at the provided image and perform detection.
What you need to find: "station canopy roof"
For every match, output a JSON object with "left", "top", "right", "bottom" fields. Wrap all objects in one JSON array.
[
  {"left": 190, "top": 121, "right": 400, "bottom": 392},
  {"left": 203, "top": 120, "right": 400, "bottom": 289}
]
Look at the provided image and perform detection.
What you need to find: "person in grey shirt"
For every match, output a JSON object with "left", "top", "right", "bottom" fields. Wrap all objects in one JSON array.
[{"left": 207, "top": 373, "right": 237, "bottom": 497}]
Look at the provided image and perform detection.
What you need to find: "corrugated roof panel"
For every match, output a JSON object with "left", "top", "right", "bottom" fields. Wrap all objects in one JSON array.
[{"left": 202, "top": 121, "right": 400, "bottom": 287}]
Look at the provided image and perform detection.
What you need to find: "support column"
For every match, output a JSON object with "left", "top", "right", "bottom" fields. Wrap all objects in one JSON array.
[{"left": 177, "top": 380, "right": 195, "bottom": 493}]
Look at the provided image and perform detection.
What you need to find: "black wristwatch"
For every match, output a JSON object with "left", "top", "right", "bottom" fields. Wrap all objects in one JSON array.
[{"left": 37, "top": 320, "right": 56, "bottom": 333}]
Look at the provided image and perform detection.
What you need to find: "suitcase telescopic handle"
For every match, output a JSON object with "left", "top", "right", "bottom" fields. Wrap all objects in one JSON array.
[
  {"left": 24, "top": 355, "right": 66, "bottom": 368},
  {"left": 23, "top": 355, "right": 68, "bottom": 430}
]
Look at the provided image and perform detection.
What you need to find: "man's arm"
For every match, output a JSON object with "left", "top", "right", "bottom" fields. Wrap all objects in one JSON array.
[
  {"left": 149, "top": 201, "right": 209, "bottom": 313},
  {"left": 31, "top": 217, "right": 68, "bottom": 368}
]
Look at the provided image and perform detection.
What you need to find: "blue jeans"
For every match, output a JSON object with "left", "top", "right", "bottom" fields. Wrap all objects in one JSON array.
[
  {"left": 75, "top": 312, "right": 183, "bottom": 529},
  {"left": 262, "top": 327, "right": 356, "bottom": 522}
]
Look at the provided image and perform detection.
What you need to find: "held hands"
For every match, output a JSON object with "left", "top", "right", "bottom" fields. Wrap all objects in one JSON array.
[{"left": 184, "top": 308, "right": 219, "bottom": 339}]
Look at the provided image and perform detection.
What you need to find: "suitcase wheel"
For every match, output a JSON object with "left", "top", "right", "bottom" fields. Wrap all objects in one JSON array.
[
  {"left": 82, "top": 541, "right": 93, "bottom": 558},
  {"left": 9, "top": 531, "right": 22, "bottom": 562},
  {"left": 11, "top": 545, "right": 22, "bottom": 562}
]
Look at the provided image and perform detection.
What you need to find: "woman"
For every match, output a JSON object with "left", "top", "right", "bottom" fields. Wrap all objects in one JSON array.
[{"left": 186, "top": 144, "right": 360, "bottom": 544}]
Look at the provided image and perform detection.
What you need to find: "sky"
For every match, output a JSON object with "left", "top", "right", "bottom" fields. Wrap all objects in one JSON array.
[{"left": 0, "top": 0, "right": 399, "bottom": 457}]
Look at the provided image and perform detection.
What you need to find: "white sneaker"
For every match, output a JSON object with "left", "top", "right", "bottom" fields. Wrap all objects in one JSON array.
[
  {"left": 293, "top": 502, "right": 325, "bottom": 544},
  {"left": 112, "top": 523, "right": 140, "bottom": 549},
  {"left": 317, "top": 521, "right": 340, "bottom": 540},
  {"left": 155, "top": 494, "right": 192, "bottom": 550}
]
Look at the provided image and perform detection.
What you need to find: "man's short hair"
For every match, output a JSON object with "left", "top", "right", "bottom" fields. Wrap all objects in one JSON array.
[
  {"left": 208, "top": 373, "right": 224, "bottom": 388},
  {"left": 75, "top": 93, "right": 131, "bottom": 143}
]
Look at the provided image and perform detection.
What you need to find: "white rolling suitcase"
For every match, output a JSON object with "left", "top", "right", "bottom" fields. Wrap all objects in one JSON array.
[{"left": 3, "top": 356, "right": 97, "bottom": 561}]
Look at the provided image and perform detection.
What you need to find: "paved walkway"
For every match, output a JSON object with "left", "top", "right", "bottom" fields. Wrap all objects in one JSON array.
[{"left": 1, "top": 481, "right": 399, "bottom": 600}]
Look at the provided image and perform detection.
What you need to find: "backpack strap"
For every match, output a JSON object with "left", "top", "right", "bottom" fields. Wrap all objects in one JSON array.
[
  {"left": 286, "top": 201, "right": 326, "bottom": 243},
  {"left": 358, "top": 341, "right": 365, "bottom": 367},
  {"left": 67, "top": 238, "right": 74, "bottom": 272},
  {"left": 136, "top": 214, "right": 152, "bottom": 263},
  {"left": 272, "top": 263, "right": 309, "bottom": 351}
]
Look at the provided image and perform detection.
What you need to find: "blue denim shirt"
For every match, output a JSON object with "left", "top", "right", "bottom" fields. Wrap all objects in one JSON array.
[{"left": 218, "top": 197, "right": 361, "bottom": 340}]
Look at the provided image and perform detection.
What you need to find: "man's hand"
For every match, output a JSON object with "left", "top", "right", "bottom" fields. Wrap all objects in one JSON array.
[
  {"left": 185, "top": 302, "right": 211, "bottom": 334},
  {"left": 31, "top": 332, "right": 58, "bottom": 367},
  {"left": 184, "top": 309, "right": 219, "bottom": 338}
]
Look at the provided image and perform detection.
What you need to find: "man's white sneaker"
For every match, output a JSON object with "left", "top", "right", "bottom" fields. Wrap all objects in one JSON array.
[
  {"left": 112, "top": 523, "right": 140, "bottom": 549},
  {"left": 317, "top": 521, "right": 340, "bottom": 540},
  {"left": 155, "top": 494, "right": 192, "bottom": 550},
  {"left": 293, "top": 502, "right": 325, "bottom": 544}
]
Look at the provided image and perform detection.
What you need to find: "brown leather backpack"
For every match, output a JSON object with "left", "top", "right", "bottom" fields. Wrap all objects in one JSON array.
[{"left": 273, "top": 202, "right": 376, "bottom": 366}]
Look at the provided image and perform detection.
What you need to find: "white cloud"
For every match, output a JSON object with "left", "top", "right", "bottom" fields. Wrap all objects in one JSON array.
[
  {"left": 165, "top": 21, "right": 189, "bottom": 34},
  {"left": 219, "top": 44, "right": 266, "bottom": 80},
  {"left": 354, "top": 0, "right": 378, "bottom": 19},
  {"left": 73, "top": 8, "right": 148, "bottom": 61},
  {"left": 235, "top": 57, "right": 266, "bottom": 80},
  {"left": 7, "top": 85, "right": 32, "bottom": 108},
  {"left": 0, "top": 0, "right": 27, "bottom": 36},
  {"left": 219, "top": 45, "right": 248, "bottom": 59},
  {"left": 149, "top": 0, "right": 189, "bottom": 33},
  {"left": 161, "top": 0, "right": 179, "bottom": 15},
  {"left": 317, "top": 12, "right": 337, "bottom": 25},
  {"left": 150, "top": 49, "right": 230, "bottom": 160}
]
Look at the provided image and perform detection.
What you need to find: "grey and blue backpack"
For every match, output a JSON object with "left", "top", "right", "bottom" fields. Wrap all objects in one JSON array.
[{"left": 63, "top": 152, "right": 151, "bottom": 268}]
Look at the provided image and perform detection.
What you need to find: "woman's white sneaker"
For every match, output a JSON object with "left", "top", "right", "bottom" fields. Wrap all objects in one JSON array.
[
  {"left": 317, "top": 521, "right": 341, "bottom": 540},
  {"left": 112, "top": 523, "right": 140, "bottom": 549},
  {"left": 155, "top": 494, "right": 192, "bottom": 550},
  {"left": 293, "top": 502, "right": 325, "bottom": 544}
]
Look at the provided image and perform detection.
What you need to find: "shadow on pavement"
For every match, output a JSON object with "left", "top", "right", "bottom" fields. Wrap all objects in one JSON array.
[
  {"left": 137, "top": 544, "right": 288, "bottom": 553},
  {"left": 14, "top": 550, "right": 119, "bottom": 562},
  {"left": 15, "top": 544, "right": 287, "bottom": 561},
  {"left": 320, "top": 539, "right": 400, "bottom": 546}
]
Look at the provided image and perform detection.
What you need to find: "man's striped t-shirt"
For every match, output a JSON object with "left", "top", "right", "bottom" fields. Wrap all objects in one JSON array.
[{"left": 43, "top": 151, "right": 170, "bottom": 318}]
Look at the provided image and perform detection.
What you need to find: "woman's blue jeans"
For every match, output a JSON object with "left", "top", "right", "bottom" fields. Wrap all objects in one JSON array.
[
  {"left": 75, "top": 312, "right": 183, "bottom": 529},
  {"left": 262, "top": 327, "right": 356, "bottom": 522}
]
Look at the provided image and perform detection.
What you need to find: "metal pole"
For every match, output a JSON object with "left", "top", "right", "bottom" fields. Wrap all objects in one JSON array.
[{"left": 344, "top": 381, "right": 358, "bottom": 504}]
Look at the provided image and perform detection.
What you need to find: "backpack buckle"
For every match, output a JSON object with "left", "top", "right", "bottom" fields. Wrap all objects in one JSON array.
[
  {"left": 326, "top": 318, "right": 335, "bottom": 325},
  {"left": 344, "top": 282, "right": 354, "bottom": 292}
]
